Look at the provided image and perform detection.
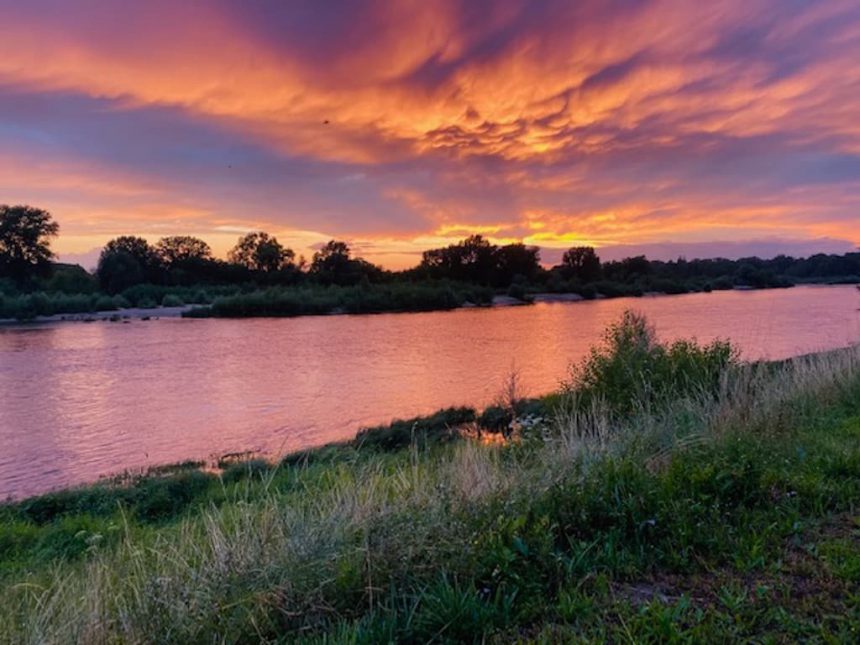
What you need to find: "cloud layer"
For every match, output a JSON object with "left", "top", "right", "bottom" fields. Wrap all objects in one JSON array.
[{"left": 1, "top": 0, "right": 858, "bottom": 266}]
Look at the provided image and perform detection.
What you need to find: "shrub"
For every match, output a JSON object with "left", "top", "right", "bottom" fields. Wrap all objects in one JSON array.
[
  {"left": 29, "top": 292, "right": 51, "bottom": 316},
  {"left": 137, "top": 297, "right": 157, "bottom": 309},
  {"left": 161, "top": 294, "right": 184, "bottom": 307},
  {"left": 577, "top": 284, "right": 597, "bottom": 299},
  {"left": 50, "top": 293, "right": 93, "bottom": 314},
  {"left": 184, "top": 282, "right": 494, "bottom": 318},
  {"left": 220, "top": 459, "right": 271, "bottom": 484},
  {"left": 93, "top": 295, "right": 118, "bottom": 312},
  {"left": 565, "top": 310, "right": 738, "bottom": 416},
  {"left": 710, "top": 276, "right": 734, "bottom": 290},
  {"left": 0, "top": 277, "right": 18, "bottom": 296},
  {"left": 507, "top": 282, "right": 528, "bottom": 301},
  {"left": 648, "top": 278, "right": 689, "bottom": 295},
  {"left": 592, "top": 281, "right": 641, "bottom": 298},
  {"left": 280, "top": 444, "right": 355, "bottom": 468},
  {"left": 191, "top": 289, "right": 211, "bottom": 304},
  {"left": 478, "top": 398, "right": 551, "bottom": 433},
  {"left": 121, "top": 284, "right": 164, "bottom": 306},
  {"left": 43, "top": 265, "right": 98, "bottom": 294},
  {"left": 132, "top": 471, "right": 216, "bottom": 521},
  {"left": 355, "top": 407, "right": 476, "bottom": 451}
]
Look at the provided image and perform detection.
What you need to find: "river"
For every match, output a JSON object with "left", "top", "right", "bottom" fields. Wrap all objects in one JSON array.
[{"left": 1, "top": 284, "right": 858, "bottom": 499}]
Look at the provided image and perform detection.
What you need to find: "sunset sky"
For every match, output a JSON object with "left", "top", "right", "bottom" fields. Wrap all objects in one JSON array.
[{"left": 1, "top": 0, "right": 858, "bottom": 269}]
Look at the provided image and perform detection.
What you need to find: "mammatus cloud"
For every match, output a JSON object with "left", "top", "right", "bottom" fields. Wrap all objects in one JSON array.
[{"left": 1, "top": 0, "right": 858, "bottom": 267}]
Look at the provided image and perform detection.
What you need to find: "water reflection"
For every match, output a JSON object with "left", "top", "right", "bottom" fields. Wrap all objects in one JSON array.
[{"left": 1, "top": 285, "right": 858, "bottom": 498}]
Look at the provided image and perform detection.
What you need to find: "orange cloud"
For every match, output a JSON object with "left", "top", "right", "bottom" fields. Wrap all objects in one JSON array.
[{"left": 0, "top": 0, "right": 858, "bottom": 265}]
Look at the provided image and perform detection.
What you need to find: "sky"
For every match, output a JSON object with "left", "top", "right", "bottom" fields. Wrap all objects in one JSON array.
[{"left": 1, "top": 0, "right": 858, "bottom": 269}]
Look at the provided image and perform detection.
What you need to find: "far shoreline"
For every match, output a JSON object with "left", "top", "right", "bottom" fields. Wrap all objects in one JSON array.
[
  {"left": 1, "top": 283, "right": 833, "bottom": 327},
  {"left": 0, "top": 304, "right": 193, "bottom": 326}
]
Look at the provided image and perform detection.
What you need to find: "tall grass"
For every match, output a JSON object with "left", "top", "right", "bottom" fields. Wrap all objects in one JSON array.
[
  {"left": 565, "top": 310, "right": 738, "bottom": 417},
  {"left": 1, "top": 314, "right": 859, "bottom": 642}
]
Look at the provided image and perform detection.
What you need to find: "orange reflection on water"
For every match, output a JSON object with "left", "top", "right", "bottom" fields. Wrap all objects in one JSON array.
[{"left": 0, "top": 285, "right": 858, "bottom": 499}]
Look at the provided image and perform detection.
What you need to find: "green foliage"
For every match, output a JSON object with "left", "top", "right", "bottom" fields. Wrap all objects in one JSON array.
[
  {"left": 120, "top": 283, "right": 238, "bottom": 307},
  {"left": 220, "top": 459, "right": 271, "bottom": 484},
  {"left": 0, "top": 291, "right": 133, "bottom": 319},
  {"left": 161, "top": 293, "right": 184, "bottom": 307},
  {"left": 567, "top": 310, "right": 739, "bottom": 416},
  {"left": 592, "top": 280, "right": 642, "bottom": 298},
  {"left": 11, "top": 469, "right": 219, "bottom": 527},
  {"left": 96, "top": 248, "right": 145, "bottom": 293},
  {"left": 186, "top": 282, "right": 494, "bottom": 318},
  {"left": 410, "top": 575, "right": 515, "bottom": 640},
  {"left": 42, "top": 264, "right": 97, "bottom": 293},
  {"left": 506, "top": 281, "right": 529, "bottom": 300},
  {"left": 132, "top": 470, "right": 216, "bottom": 521},
  {"left": 356, "top": 407, "right": 477, "bottom": 450},
  {"left": 97, "top": 236, "right": 160, "bottom": 293},
  {"left": 93, "top": 295, "right": 118, "bottom": 311},
  {"left": 478, "top": 397, "right": 551, "bottom": 433}
]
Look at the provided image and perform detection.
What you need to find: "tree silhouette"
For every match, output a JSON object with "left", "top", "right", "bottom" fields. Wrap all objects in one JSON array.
[
  {"left": 97, "top": 236, "right": 160, "bottom": 292},
  {"left": 310, "top": 240, "right": 383, "bottom": 285},
  {"left": 156, "top": 236, "right": 212, "bottom": 266},
  {"left": 561, "top": 246, "right": 602, "bottom": 282},
  {"left": 0, "top": 205, "right": 59, "bottom": 284},
  {"left": 228, "top": 232, "right": 294, "bottom": 272}
]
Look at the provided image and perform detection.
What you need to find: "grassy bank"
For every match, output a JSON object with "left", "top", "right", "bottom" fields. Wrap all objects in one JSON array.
[
  {"left": 2, "top": 277, "right": 819, "bottom": 322},
  {"left": 0, "top": 281, "right": 496, "bottom": 321},
  {"left": 0, "top": 284, "right": 231, "bottom": 321},
  {"left": 1, "top": 314, "right": 859, "bottom": 642},
  {"left": 183, "top": 282, "right": 495, "bottom": 318}
]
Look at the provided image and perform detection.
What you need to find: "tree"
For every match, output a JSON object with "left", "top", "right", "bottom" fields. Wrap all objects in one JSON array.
[
  {"left": 102, "top": 236, "right": 158, "bottom": 268},
  {"left": 496, "top": 243, "right": 541, "bottom": 285},
  {"left": 420, "top": 235, "right": 499, "bottom": 284},
  {"left": 0, "top": 205, "right": 59, "bottom": 284},
  {"left": 97, "top": 236, "right": 160, "bottom": 292},
  {"left": 310, "top": 240, "right": 351, "bottom": 277},
  {"left": 310, "top": 240, "right": 382, "bottom": 285},
  {"left": 228, "top": 232, "right": 294, "bottom": 272},
  {"left": 156, "top": 236, "right": 212, "bottom": 266},
  {"left": 97, "top": 251, "right": 145, "bottom": 293},
  {"left": 561, "top": 246, "right": 602, "bottom": 282}
]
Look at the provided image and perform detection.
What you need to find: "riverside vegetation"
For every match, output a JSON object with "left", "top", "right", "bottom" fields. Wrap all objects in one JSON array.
[
  {"left": 3, "top": 204, "right": 860, "bottom": 320},
  {"left": 2, "top": 312, "right": 859, "bottom": 642}
]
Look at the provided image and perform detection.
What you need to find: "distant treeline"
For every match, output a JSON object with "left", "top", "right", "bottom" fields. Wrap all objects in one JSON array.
[{"left": 1, "top": 204, "right": 859, "bottom": 319}]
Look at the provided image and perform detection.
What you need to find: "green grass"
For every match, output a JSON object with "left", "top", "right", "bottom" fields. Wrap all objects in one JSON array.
[{"left": 1, "top": 315, "right": 858, "bottom": 642}]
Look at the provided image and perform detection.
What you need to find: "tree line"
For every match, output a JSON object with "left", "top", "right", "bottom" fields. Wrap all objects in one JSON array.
[
  {"left": 2, "top": 204, "right": 859, "bottom": 298},
  {"left": 93, "top": 234, "right": 386, "bottom": 293}
]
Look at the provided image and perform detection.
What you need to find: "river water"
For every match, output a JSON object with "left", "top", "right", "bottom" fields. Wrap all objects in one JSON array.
[{"left": 1, "top": 285, "right": 858, "bottom": 499}]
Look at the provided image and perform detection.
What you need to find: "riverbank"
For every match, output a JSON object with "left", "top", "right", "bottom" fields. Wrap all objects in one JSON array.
[
  {"left": 2, "top": 315, "right": 859, "bottom": 641},
  {"left": 0, "top": 304, "right": 192, "bottom": 325},
  {"left": 3, "top": 280, "right": 854, "bottom": 325}
]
